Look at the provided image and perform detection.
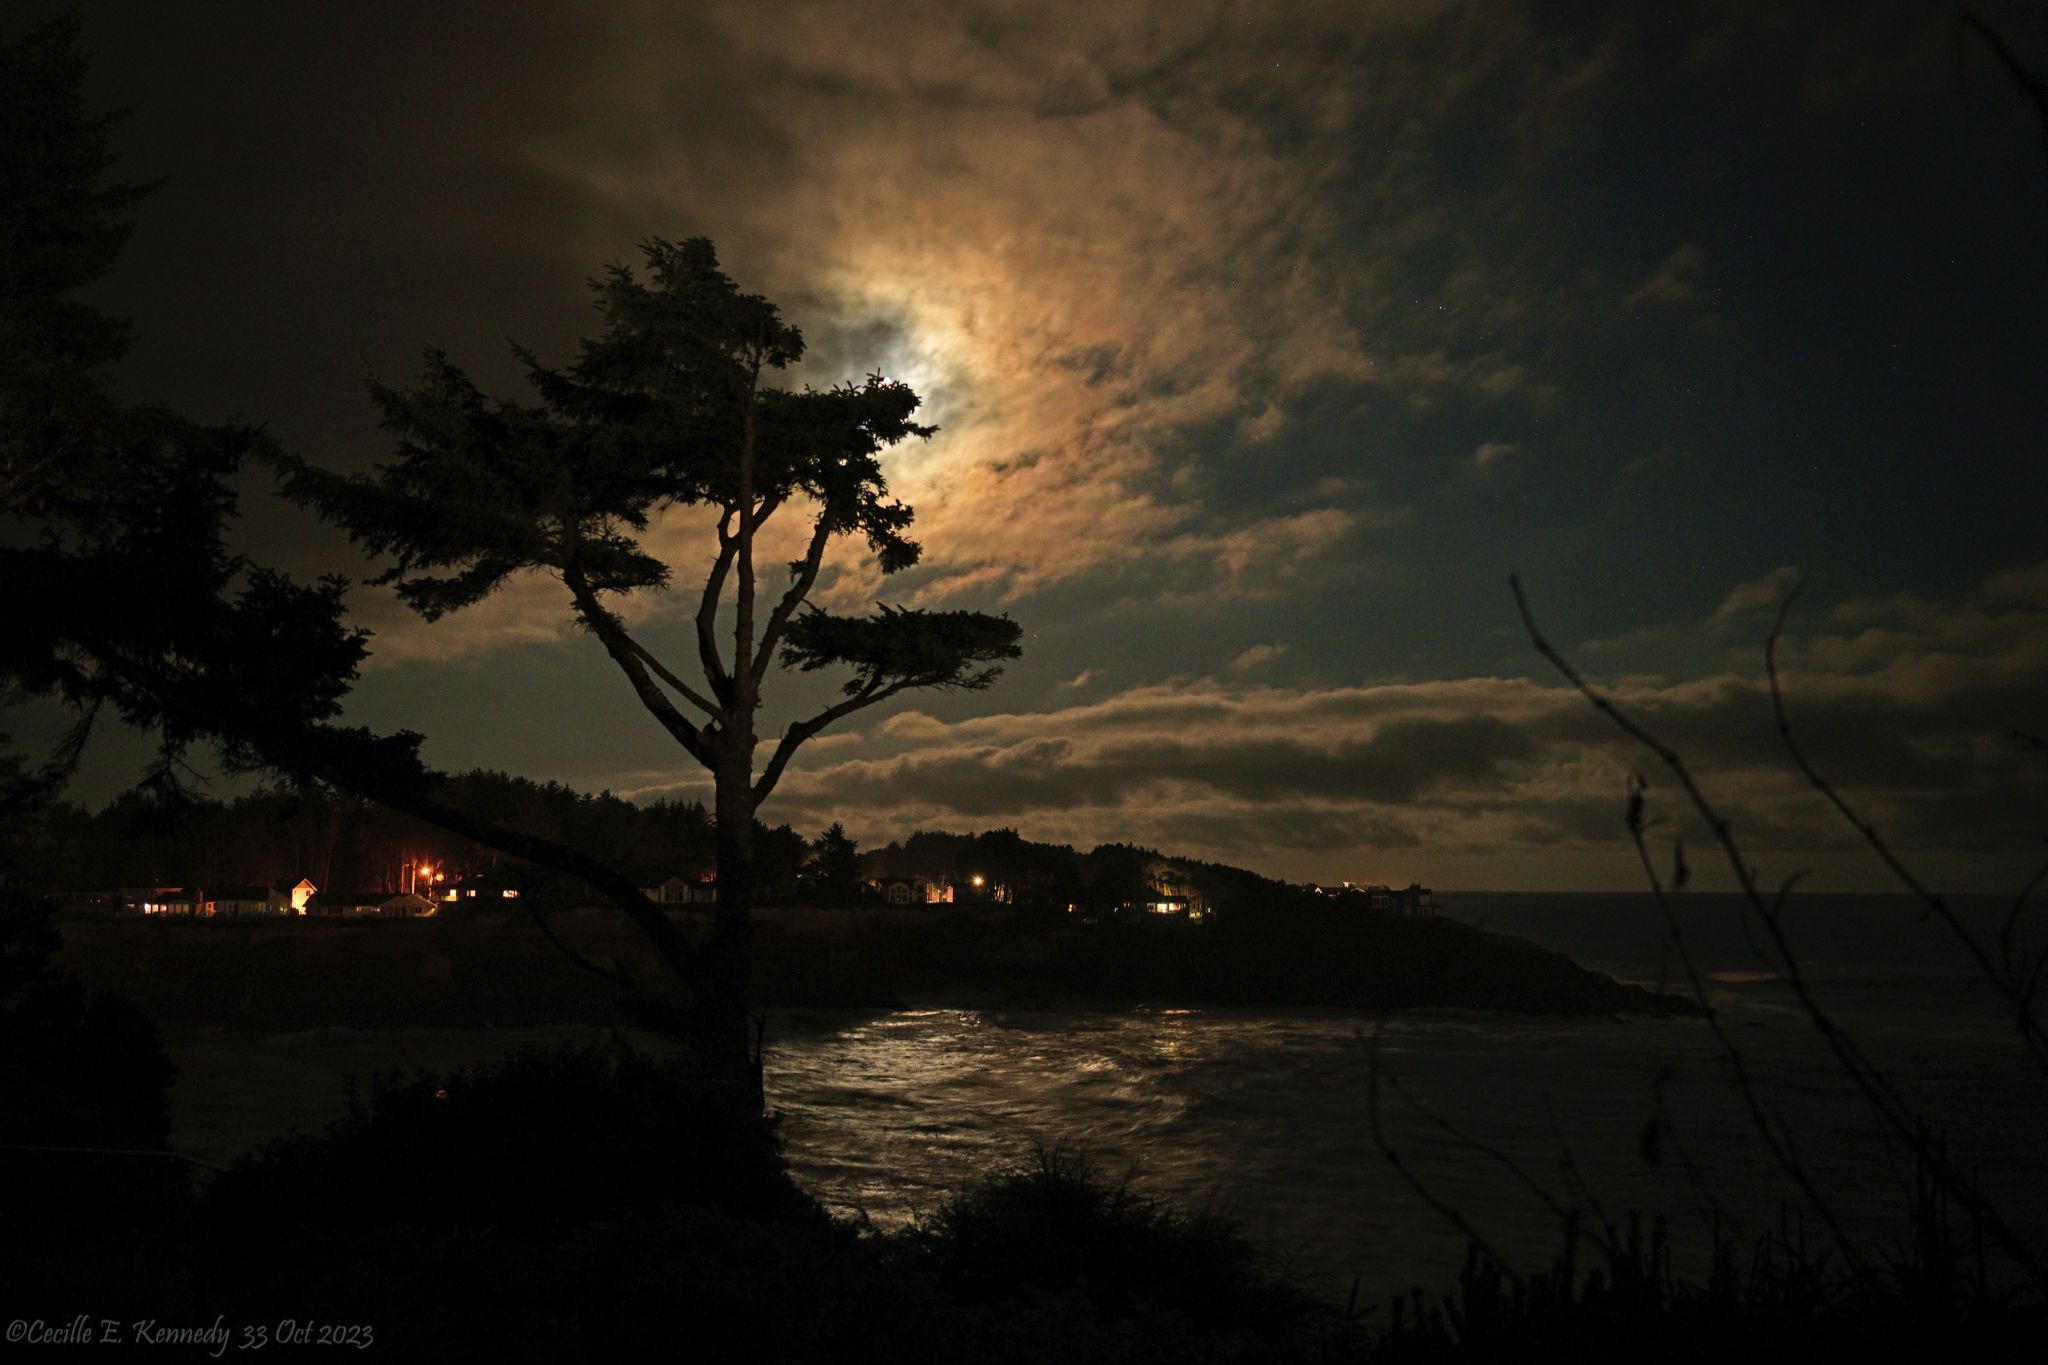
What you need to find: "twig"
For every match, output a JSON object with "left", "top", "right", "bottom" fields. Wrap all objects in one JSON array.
[
  {"left": 1513, "top": 574, "right": 2048, "bottom": 1292},
  {"left": 1763, "top": 586, "right": 2048, "bottom": 1077},
  {"left": 1624, "top": 773, "right": 1873, "bottom": 1279},
  {"left": 513, "top": 878, "right": 634, "bottom": 991},
  {"left": 1364, "top": 1019, "right": 1509, "bottom": 1269},
  {"left": 1, "top": 1141, "right": 230, "bottom": 1174}
]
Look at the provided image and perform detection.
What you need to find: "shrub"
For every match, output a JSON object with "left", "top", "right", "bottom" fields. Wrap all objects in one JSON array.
[
  {"left": 907, "top": 1146, "right": 1323, "bottom": 1337},
  {"left": 203, "top": 1038, "right": 822, "bottom": 1257}
]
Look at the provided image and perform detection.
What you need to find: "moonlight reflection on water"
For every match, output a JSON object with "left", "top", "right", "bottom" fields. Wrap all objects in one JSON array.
[{"left": 766, "top": 898, "right": 2048, "bottom": 1302}]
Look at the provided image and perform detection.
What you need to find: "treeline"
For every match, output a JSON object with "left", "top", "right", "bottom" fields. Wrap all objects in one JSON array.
[
  {"left": 15, "top": 768, "right": 1338, "bottom": 921},
  {"left": 856, "top": 829, "right": 1325, "bottom": 920},
  {"left": 10, "top": 771, "right": 799, "bottom": 900}
]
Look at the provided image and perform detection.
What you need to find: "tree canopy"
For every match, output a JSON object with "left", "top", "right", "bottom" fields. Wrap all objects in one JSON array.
[
  {"left": 1, "top": 21, "right": 1021, "bottom": 1089},
  {"left": 277, "top": 237, "right": 1019, "bottom": 792}
]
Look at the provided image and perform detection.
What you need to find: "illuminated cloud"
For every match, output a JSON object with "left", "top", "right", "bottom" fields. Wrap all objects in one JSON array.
[
  {"left": 1710, "top": 565, "right": 1804, "bottom": 629},
  {"left": 676, "top": 566, "right": 2048, "bottom": 890},
  {"left": 1230, "top": 643, "right": 1290, "bottom": 673},
  {"left": 61, "top": 1, "right": 2048, "bottom": 897}
]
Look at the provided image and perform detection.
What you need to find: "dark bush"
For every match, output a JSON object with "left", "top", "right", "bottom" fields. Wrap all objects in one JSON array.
[
  {"left": 0, "top": 870, "right": 186, "bottom": 1288},
  {"left": 908, "top": 1147, "right": 1323, "bottom": 1337},
  {"left": 202, "top": 1038, "right": 821, "bottom": 1256}
]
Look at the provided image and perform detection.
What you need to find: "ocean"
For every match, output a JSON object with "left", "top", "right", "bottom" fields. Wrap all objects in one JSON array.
[{"left": 764, "top": 892, "right": 2048, "bottom": 1304}]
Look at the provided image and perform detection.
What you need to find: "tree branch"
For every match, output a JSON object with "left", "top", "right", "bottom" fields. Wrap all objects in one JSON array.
[
  {"left": 1960, "top": 9, "right": 2048, "bottom": 170},
  {"left": 751, "top": 677, "right": 915, "bottom": 807},
  {"left": 754, "top": 511, "right": 834, "bottom": 691},
  {"left": 563, "top": 561, "right": 719, "bottom": 769},
  {"left": 624, "top": 635, "right": 724, "bottom": 724},
  {"left": 511, "top": 878, "right": 635, "bottom": 990},
  {"left": 1763, "top": 584, "right": 2048, "bottom": 1077},
  {"left": 1513, "top": 573, "right": 2048, "bottom": 1292},
  {"left": 697, "top": 511, "right": 737, "bottom": 707}
]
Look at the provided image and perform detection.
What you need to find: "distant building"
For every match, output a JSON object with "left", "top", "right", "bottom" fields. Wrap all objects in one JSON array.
[
  {"left": 440, "top": 868, "right": 525, "bottom": 907},
  {"left": 643, "top": 873, "right": 717, "bottom": 906},
  {"left": 310, "top": 890, "right": 437, "bottom": 917},
  {"left": 208, "top": 884, "right": 289, "bottom": 917},
  {"left": 868, "top": 875, "right": 954, "bottom": 906},
  {"left": 1337, "top": 882, "right": 1438, "bottom": 917},
  {"left": 1121, "top": 864, "right": 1209, "bottom": 922},
  {"left": 123, "top": 886, "right": 191, "bottom": 916},
  {"left": 1396, "top": 883, "right": 1440, "bottom": 918}
]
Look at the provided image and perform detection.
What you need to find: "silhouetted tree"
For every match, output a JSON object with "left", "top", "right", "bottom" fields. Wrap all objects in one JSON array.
[
  {"left": 0, "top": 14, "right": 153, "bottom": 521},
  {"left": 802, "top": 823, "right": 861, "bottom": 906},
  {"left": 1, "top": 23, "right": 1015, "bottom": 1096},
  {"left": 275, "top": 239, "right": 1021, "bottom": 1089}
]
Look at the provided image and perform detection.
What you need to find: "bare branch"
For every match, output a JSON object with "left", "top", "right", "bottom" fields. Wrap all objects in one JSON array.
[
  {"left": 624, "top": 635, "right": 724, "bottom": 724},
  {"left": 697, "top": 510, "right": 737, "bottom": 706},
  {"left": 1514, "top": 573, "right": 2048, "bottom": 1292},
  {"left": 511, "top": 878, "right": 635, "bottom": 990},
  {"left": 1959, "top": 9, "right": 2048, "bottom": 170},
  {"left": 754, "top": 511, "right": 835, "bottom": 691},
  {"left": 564, "top": 562, "right": 719, "bottom": 770},
  {"left": 751, "top": 677, "right": 915, "bottom": 806},
  {"left": 1364, "top": 1020, "right": 1509, "bottom": 1269},
  {"left": 1764, "top": 584, "right": 2048, "bottom": 1077},
  {"left": 1626, "top": 774, "right": 1871, "bottom": 1277}
]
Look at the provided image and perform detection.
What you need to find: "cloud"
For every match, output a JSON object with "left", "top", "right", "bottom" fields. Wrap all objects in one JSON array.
[
  {"left": 738, "top": 565, "right": 2048, "bottom": 888},
  {"left": 1469, "top": 440, "right": 1521, "bottom": 473},
  {"left": 1623, "top": 243, "right": 1709, "bottom": 311},
  {"left": 483, "top": 0, "right": 1595, "bottom": 610},
  {"left": 1710, "top": 565, "right": 1804, "bottom": 629},
  {"left": 1230, "top": 643, "right": 1290, "bottom": 673}
]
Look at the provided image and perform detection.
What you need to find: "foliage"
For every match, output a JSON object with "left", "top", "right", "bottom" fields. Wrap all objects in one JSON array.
[
  {"left": 272, "top": 238, "right": 1020, "bottom": 771},
  {"left": 0, "top": 12, "right": 154, "bottom": 516},
  {"left": 1365, "top": 1205, "right": 2045, "bottom": 1362},
  {"left": 801, "top": 822, "right": 861, "bottom": 905},
  {"left": 270, "top": 235, "right": 1021, "bottom": 1082},
  {"left": 0, "top": 865, "right": 184, "bottom": 1284},
  {"left": 203, "top": 1039, "right": 818, "bottom": 1252},
  {"left": 909, "top": 1146, "right": 1322, "bottom": 1336}
]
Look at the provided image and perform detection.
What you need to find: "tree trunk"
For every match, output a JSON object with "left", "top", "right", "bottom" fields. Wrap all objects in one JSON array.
[{"left": 707, "top": 747, "right": 760, "bottom": 1107}]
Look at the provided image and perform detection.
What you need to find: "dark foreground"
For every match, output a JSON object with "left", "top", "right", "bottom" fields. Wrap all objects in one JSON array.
[
  {"left": 8, "top": 1039, "right": 2038, "bottom": 1364},
  {"left": 55, "top": 906, "right": 1702, "bottom": 1029}
]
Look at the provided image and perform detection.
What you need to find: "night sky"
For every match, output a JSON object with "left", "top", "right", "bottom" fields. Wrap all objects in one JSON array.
[{"left": 36, "top": 0, "right": 2048, "bottom": 890}]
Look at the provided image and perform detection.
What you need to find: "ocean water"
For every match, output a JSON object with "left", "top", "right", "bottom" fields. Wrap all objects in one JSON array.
[{"left": 764, "top": 893, "right": 2048, "bottom": 1303}]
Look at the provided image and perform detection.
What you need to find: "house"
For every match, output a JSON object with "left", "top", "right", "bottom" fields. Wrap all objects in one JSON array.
[
  {"left": 643, "top": 873, "right": 717, "bottom": 906},
  {"left": 208, "top": 884, "right": 289, "bottom": 917},
  {"left": 440, "top": 868, "right": 525, "bottom": 907},
  {"left": 309, "top": 890, "right": 435, "bottom": 917},
  {"left": 123, "top": 886, "right": 192, "bottom": 916},
  {"left": 1122, "top": 864, "right": 1209, "bottom": 922},
  {"left": 868, "top": 875, "right": 955, "bottom": 906},
  {"left": 289, "top": 878, "right": 319, "bottom": 913},
  {"left": 1395, "top": 883, "right": 1439, "bottom": 918},
  {"left": 1347, "top": 882, "right": 1438, "bottom": 917}
]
